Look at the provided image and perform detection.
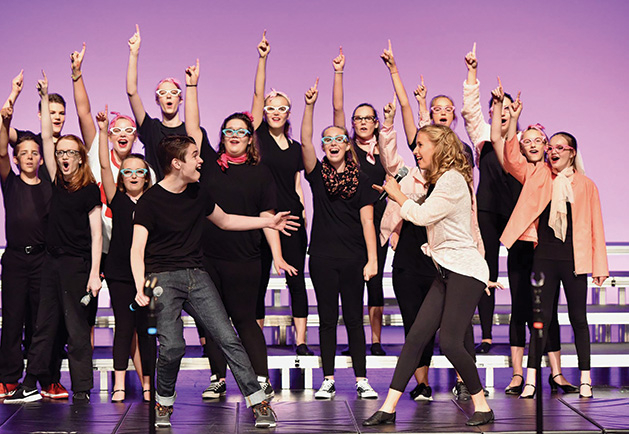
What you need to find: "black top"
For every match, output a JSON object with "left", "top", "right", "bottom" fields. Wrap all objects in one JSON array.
[
  {"left": 257, "top": 121, "right": 304, "bottom": 215},
  {"left": 354, "top": 145, "right": 387, "bottom": 224},
  {"left": 104, "top": 191, "right": 137, "bottom": 281},
  {"left": 476, "top": 141, "right": 521, "bottom": 216},
  {"left": 137, "top": 114, "right": 187, "bottom": 182},
  {"left": 305, "top": 160, "right": 378, "bottom": 261},
  {"left": 1, "top": 171, "right": 52, "bottom": 248},
  {"left": 535, "top": 202, "right": 574, "bottom": 261},
  {"left": 13, "top": 129, "right": 52, "bottom": 182},
  {"left": 199, "top": 136, "right": 277, "bottom": 261},
  {"left": 134, "top": 182, "right": 216, "bottom": 273},
  {"left": 46, "top": 182, "right": 101, "bottom": 259}
]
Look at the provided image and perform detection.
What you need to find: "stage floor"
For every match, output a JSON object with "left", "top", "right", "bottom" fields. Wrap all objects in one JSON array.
[{"left": 1, "top": 367, "right": 628, "bottom": 433}]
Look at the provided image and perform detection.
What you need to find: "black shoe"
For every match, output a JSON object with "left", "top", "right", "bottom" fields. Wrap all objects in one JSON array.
[
  {"left": 370, "top": 343, "right": 386, "bottom": 356},
  {"left": 3, "top": 384, "right": 41, "bottom": 403},
  {"left": 475, "top": 342, "right": 491, "bottom": 354},
  {"left": 452, "top": 381, "right": 471, "bottom": 401},
  {"left": 258, "top": 376, "right": 275, "bottom": 401},
  {"left": 505, "top": 374, "right": 524, "bottom": 395},
  {"left": 519, "top": 384, "right": 536, "bottom": 399},
  {"left": 341, "top": 347, "right": 350, "bottom": 356},
  {"left": 155, "top": 403, "right": 173, "bottom": 427},
  {"left": 549, "top": 373, "right": 579, "bottom": 393},
  {"left": 72, "top": 391, "right": 90, "bottom": 403},
  {"left": 296, "top": 344, "right": 314, "bottom": 356},
  {"left": 252, "top": 401, "right": 277, "bottom": 428},
  {"left": 579, "top": 383, "right": 593, "bottom": 399},
  {"left": 466, "top": 410, "right": 495, "bottom": 426},
  {"left": 410, "top": 383, "right": 433, "bottom": 401},
  {"left": 363, "top": 410, "right": 396, "bottom": 426}
]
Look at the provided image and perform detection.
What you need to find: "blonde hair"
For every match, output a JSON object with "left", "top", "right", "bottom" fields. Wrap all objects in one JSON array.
[
  {"left": 418, "top": 125, "right": 472, "bottom": 187},
  {"left": 321, "top": 125, "right": 359, "bottom": 167}
]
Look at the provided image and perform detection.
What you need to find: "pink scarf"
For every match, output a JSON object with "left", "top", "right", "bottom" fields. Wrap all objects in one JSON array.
[
  {"left": 217, "top": 153, "right": 247, "bottom": 172},
  {"left": 356, "top": 136, "right": 378, "bottom": 165}
]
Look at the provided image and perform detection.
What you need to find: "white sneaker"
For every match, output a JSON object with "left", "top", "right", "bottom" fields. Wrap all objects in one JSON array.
[
  {"left": 314, "top": 378, "right": 336, "bottom": 399},
  {"left": 202, "top": 375, "right": 226, "bottom": 399},
  {"left": 257, "top": 376, "right": 275, "bottom": 401},
  {"left": 356, "top": 378, "right": 378, "bottom": 399}
]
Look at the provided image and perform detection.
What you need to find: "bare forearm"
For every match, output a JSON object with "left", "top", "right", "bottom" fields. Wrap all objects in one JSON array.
[{"left": 333, "top": 73, "right": 345, "bottom": 128}]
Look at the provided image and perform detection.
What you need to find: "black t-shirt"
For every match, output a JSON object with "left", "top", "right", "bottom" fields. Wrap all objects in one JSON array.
[
  {"left": 354, "top": 145, "right": 387, "bottom": 225},
  {"left": 13, "top": 129, "right": 52, "bottom": 182},
  {"left": 199, "top": 136, "right": 277, "bottom": 261},
  {"left": 305, "top": 160, "right": 379, "bottom": 261},
  {"left": 535, "top": 202, "right": 574, "bottom": 261},
  {"left": 476, "top": 141, "right": 521, "bottom": 216},
  {"left": 104, "top": 191, "right": 137, "bottom": 281},
  {"left": 46, "top": 182, "right": 101, "bottom": 259},
  {"left": 137, "top": 114, "right": 187, "bottom": 182},
  {"left": 134, "top": 182, "right": 216, "bottom": 273},
  {"left": 1, "top": 171, "right": 52, "bottom": 248},
  {"left": 257, "top": 121, "right": 304, "bottom": 215}
]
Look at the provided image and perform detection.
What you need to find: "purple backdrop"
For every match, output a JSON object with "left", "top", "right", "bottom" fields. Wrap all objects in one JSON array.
[{"left": 1, "top": 0, "right": 627, "bottom": 244}]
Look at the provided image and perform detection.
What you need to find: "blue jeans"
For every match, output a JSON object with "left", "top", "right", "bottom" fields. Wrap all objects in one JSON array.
[{"left": 149, "top": 268, "right": 265, "bottom": 407}]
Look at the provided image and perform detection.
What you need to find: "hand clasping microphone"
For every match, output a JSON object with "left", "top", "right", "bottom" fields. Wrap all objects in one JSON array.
[
  {"left": 379, "top": 166, "right": 409, "bottom": 200},
  {"left": 130, "top": 277, "right": 162, "bottom": 312},
  {"left": 80, "top": 291, "right": 95, "bottom": 307}
]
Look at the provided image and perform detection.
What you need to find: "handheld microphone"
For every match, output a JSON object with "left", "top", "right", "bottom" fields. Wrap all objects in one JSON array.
[
  {"left": 130, "top": 276, "right": 162, "bottom": 311},
  {"left": 379, "top": 166, "right": 409, "bottom": 200},
  {"left": 80, "top": 291, "right": 95, "bottom": 307},
  {"left": 531, "top": 272, "right": 545, "bottom": 336}
]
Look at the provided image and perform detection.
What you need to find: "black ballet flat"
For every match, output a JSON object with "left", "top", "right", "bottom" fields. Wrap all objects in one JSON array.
[
  {"left": 519, "top": 384, "right": 536, "bottom": 399},
  {"left": 363, "top": 410, "right": 396, "bottom": 426},
  {"left": 466, "top": 409, "right": 495, "bottom": 426},
  {"left": 579, "top": 383, "right": 593, "bottom": 399},
  {"left": 505, "top": 374, "right": 524, "bottom": 395},
  {"left": 475, "top": 342, "right": 492, "bottom": 354},
  {"left": 549, "top": 373, "right": 579, "bottom": 393}
]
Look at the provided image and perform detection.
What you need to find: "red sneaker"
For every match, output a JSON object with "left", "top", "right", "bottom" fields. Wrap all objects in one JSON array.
[
  {"left": 0, "top": 383, "right": 19, "bottom": 398},
  {"left": 41, "top": 383, "right": 69, "bottom": 399}
]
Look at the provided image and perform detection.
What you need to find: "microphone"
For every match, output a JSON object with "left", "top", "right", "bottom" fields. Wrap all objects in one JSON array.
[
  {"left": 379, "top": 166, "right": 409, "bottom": 200},
  {"left": 80, "top": 291, "right": 95, "bottom": 307},
  {"left": 130, "top": 277, "right": 163, "bottom": 311}
]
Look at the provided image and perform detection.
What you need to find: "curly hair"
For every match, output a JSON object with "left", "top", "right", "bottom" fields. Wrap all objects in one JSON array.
[
  {"left": 218, "top": 112, "right": 260, "bottom": 165},
  {"left": 417, "top": 125, "right": 473, "bottom": 187}
]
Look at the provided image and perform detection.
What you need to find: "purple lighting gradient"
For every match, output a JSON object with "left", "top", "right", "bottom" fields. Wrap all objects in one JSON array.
[{"left": 1, "top": 0, "right": 627, "bottom": 245}]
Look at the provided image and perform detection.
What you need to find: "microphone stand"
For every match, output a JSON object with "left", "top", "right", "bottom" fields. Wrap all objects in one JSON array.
[{"left": 531, "top": 272, "right": 545, "bottom": 434}]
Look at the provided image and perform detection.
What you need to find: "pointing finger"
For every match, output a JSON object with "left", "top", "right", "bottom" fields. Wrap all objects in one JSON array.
[
  {"left": 135, "top": 24, "right": 140, "bottom": 36},
  {"left": 472, "top": 42, "right": 476, "bottom": 56},
  {"left": 388, "top": 39, "right": 392, "bottom": 51},
  {"left": 314, "top": 77, "right": 319, "bottom": 89},
  {"left": 497, "top": 76, "right": 502, "bottom": 88},
  {"left": 420, "top": 74, "right": 425, "bottom": 87}
]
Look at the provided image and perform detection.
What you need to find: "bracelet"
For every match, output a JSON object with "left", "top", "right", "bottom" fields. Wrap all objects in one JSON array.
[
  {"left": 334, "top": 71, "right": 343, "bottom": 74},
  {"left": 71, "top": 72, "right": 82, "bottom": 82},
  {"left": 186, "top": 84, "right": 197, "bottom": 87}
]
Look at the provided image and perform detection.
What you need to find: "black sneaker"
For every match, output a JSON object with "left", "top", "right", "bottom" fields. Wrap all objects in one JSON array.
[
  {"left": 3, "top": 384, "right": 42, "bottom": 403},
  {"left": 452, "top": 381, "right": 471, "bottom": 401},
  {"left": 252, "top": 401, "right": 277, "bottom": 428},
  {"left": 258, "top": 376, "right": 275, "bottom": 401},
  {"left": 72, "top": 391, "right": 90, "bottom": 403},
  {"left": 202, "top": 375, "right": 226, "bottom": 399},
  {"left": 155, "top": 403, "right": 173, "bottom": 427},
  {"left": 410, "top": 383, "right": 433, "bottom": 401}
]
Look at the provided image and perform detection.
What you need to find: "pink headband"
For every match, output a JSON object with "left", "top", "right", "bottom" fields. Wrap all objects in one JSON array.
[
  {"left": 242, "top": 111, "right": 255, "bottom": 123},
  {"left": 526, "top": 123, "right": 548, "bottom": 141},
  {"left": 109, "top": 111, "right": 136, "bottom": 130},
  {"left": 264, "top": 88, "right": 292, "bottom": 107}
]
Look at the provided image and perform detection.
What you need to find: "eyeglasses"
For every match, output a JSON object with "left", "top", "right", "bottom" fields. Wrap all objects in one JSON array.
[
  {"left": 430, "top": 105, "right": 455, "bottom": 114},
  {"left": 120, "top": 168, "right": 148, "bottom": 177},
  {"left": 109, "top": 127, "right": 137, "bottom": 135},
  {"left": 321, "top": 135, "right": 348, "bottom": 145},
  {"left": 545, "top": 144, "right": 574, "bottom": 153},
  {"left": 155, "top": 89, "right": 182, "bottom": 97},
  {"left": 222, "top": 128, "right": 251, "bottom": 138},
  {"left": 521, "top": 137, "right": 546, "bottom": 147},
  {"left": 54, "top": 149, "right": 79, "bottom": 158},
  {"left": 352, "top": 116, "right": 376, "bottom": 123},
  {"left": 263, "top": 105, "right": 290, "bottom": 114}
]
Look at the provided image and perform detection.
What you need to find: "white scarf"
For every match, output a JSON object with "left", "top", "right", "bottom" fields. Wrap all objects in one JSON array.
[{"left": 548, "top": 166, "right": 575, "bottom": 241}]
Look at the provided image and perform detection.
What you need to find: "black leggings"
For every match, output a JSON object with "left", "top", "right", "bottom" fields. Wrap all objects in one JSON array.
[
  {"left": 202, "top": 257, "right": 268, "bottom": 379},
  {"left": 108, "top": 279, "right": 151, "bottom": 373},
  {"left": 257, "top": 220, "right": 309, "bottom": 319},
  {"left": 527, "top": 258, "right": 590, "bottom": 370},
  {"left": 508, "top": 241, "right": 562, "bottom": 351},
  {"left": 309, "top": 256, "right": 367, "bottom": 378},
  {"left": 390, "top": 269, "right": 485, "bottom": 394},
  {"left": 477, "top": 210, "right": 508, "bottom": 340},
  {"left": 365, "top": 238, "right": 389, "bottom": 307}
]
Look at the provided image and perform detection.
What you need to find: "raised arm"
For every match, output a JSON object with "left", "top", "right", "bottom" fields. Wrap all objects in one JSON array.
[
  {"left": 360, "top": 204, "right": 378, "bottom": 281},
  {"left": 461, "top": 42, "right": 490, "bottom": 147},
  {"left": 251, "top": 30, "right": 270, "bottom": 130},
  {"left": 71, "top": 43, "right": 97, "bottom": 148},
  {"left": 126, "top": 24, "right": 146, "bottom": 127},
  {"left": 300, "top": 78, "right": 319, "bottom": 174},
  {"left": 96, "top": 107, "right": 117, "bottom": 203},
  {"left": 0, "top": 102, "right": 13, "bottom": 181},
  {"left": 38, "top": 71, "right": 56, "bottom": 180},
  {"left": 184, "top": 58, "right": 203, "bottom": 149},
  {"left": 379, "top": 96, "right": 407, "bottom": 176},
  {"left": 465, "top": 42, "right": 478, "bottom": 86},
  {"left": 3, "top": 70, "right": 23, "bottom": 144},
  {"left": 490, "top": 77, "right": 506, "bottom": 168},
  {"left": 502, "top": 94, "right": 528, "bottom": 183},
  {"left": 332, "top": 47, "right": 346, "bottom": 128}
]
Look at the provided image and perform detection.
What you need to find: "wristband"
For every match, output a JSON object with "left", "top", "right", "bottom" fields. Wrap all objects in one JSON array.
[
  {"left": 186, "top": 84, "right": 197, "bottom": 87},
  {"left": 334, "top": 71, "right": 343, "bottom": 74},
  {"left": 71, "top": 72, "right": 82, "bottom": 82}
]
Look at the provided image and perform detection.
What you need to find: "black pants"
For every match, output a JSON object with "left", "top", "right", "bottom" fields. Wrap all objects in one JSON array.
[
  {"left": 25, "top": 254, "right": 93, "bottom": 392},
  {"left": 477, "top": 210, "right": 509, "bottom": 340},
  {"left": 108, "top": 279, "right": 151, "bottom": 372},
  {"left": 392, "top": 267, "right": 436, "bottom": 368},
  {"left": 528, "top": 258, "right": 590, "bottom": 370},
  {"left": 365, "top": 239, "right": 388, "bottom": 307},
  {"left": 309, "top": 256, "right": 367, "bottom": 377},
  {"left": 390, "top": 269, "right": 485, "bottom": 394},
  {"left": 508, "top": 241, "right": 562, "bottom": 351},
  {"left": 257, "top": 220, "right": 309, "bottom": 319},
  {"left": 202, "top": 257, "right": 268, "bottom": 379}
]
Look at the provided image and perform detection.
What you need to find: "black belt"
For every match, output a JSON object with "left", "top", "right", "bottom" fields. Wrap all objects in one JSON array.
[{"left": 7, "top": 244, "right": 46, "bottom": 255}]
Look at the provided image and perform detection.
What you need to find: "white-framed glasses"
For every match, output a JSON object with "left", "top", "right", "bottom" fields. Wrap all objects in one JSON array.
[
  {"left": 430, "top": 105, "right": 455, "bottom": 114},
  {"left": 109, "top": 127, "right": 137, "bottom": 135},
  {"left": 155, "top": 89, "right": 182, "bottom": 97},
  {"left": 263, "top": 105, "right": 290, "bottom": 114}
]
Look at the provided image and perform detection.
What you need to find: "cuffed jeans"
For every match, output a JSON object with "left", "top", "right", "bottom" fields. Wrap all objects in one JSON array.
[{"left": 149, "top": 268, "right": 265, "bottom": 408}]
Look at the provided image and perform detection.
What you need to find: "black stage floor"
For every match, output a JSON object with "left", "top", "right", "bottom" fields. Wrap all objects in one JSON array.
[{"left": 2, "top": 367, "right": 629, "bottom": 433}]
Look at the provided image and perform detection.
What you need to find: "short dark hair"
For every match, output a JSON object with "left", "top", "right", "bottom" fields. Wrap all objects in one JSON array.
[
  {"left": 157, "top": 135, "right": 196, "bottom": 175},
  {"left": 14, "top": 134, "right": 41, "bottom": 154},
  {"left": 38, "top": 93, "right": 66, "bottom": 111},
  {"left": 351, "top": 103, "right": 379, "bottom": 141}
]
